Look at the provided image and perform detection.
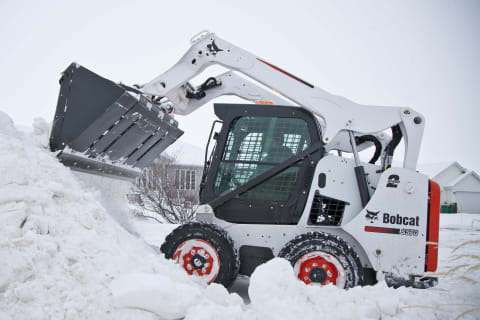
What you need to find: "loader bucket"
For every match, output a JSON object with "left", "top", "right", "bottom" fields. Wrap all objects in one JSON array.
[{"left": 50, "top": 63, "right": 184, "bottom": 181}]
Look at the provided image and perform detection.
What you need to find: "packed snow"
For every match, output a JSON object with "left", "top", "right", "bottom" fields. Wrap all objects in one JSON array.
[
  {"left": 0, "top": 112, "right": 213, "bottom": 320},
  {"left": 1, "top": 111, "right": 479, "bottom": 320}
]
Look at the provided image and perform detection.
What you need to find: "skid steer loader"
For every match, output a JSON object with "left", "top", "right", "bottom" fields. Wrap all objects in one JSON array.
[{"left": 49, "top": 31, "right": 440, "bottom": 289}]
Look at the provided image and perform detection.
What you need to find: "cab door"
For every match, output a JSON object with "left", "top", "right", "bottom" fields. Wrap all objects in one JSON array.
[{"left": 200, "top": 104, "right": 323, "bottom": 224}]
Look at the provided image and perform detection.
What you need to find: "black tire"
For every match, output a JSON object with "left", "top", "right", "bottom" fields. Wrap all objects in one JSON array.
[
  {"left": 278, "top": 232, "right": 363, "bottom": 288},
  {"left": 160, "top": 222, "right": 238, "bottom": 288}
]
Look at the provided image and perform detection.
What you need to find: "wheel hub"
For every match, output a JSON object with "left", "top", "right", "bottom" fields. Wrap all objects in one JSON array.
[
  {"left": 191, "top": 254, "right": 207, "bottom": 269},
  {"left": 293, "top": 251, "right": 346, "bottom": 287},
  {"left": 173, "top": 239, "right": 220, "bottom": 284},
  {"left": 309, "top": 267, "right": 327, "bottom": 283}
]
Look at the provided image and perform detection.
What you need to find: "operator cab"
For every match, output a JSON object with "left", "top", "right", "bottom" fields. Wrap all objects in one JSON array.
[{"left": 200, "top": 104, "right": 324, "bottom": 224}]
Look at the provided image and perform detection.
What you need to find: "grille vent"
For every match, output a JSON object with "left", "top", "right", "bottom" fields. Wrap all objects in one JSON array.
[{"left": 309, "top": 191, "right": 347, "bottom": 226}]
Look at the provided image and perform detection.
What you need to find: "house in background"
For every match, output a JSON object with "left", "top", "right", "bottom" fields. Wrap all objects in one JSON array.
[
  {"left": 171, "top": 163, "right": 203, "bottom": 204},
  {"left": 167, "top": 142, "right": 205, "bottom": 204},
  {"left": 419, "top": 162, "right": 480, "bottom": 213},
  {"left": 128, "top": 142, "right": 205, "bottom": 213},
  {"left": 164, "top": 142, "right": 205, "bottom": 205}
]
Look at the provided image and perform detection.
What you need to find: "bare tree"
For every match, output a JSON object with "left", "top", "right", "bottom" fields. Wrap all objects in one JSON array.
[{"left": 133, "top": 154, "right": 198, "bottom": 223}]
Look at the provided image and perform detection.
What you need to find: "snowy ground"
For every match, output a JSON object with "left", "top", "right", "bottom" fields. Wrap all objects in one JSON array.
[{"left": 1, "top": 111, "right": 479, "bottom": 320}]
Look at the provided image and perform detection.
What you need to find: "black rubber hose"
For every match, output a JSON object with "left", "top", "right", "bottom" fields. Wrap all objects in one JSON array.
[
  {"left": 355, "top": 135, "right": 382, "bottom": 164},
  {"left": 185, "top": 77, "right": 221, "bottom": 100},
  {"left": 200, "top": 77, "right": 221, "bottom": 91},
  {"left": 385, "top": 125, "right": 403, "bottom": 158}
]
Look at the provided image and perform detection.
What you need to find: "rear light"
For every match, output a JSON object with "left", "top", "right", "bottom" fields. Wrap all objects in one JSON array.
[{"left": 425, "top": 180, "right": 440, "bottom": 272}]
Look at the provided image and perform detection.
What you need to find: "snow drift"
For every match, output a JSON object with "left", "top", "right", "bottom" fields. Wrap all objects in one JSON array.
[
  {"left": 0, "top": 111, "right": 232, "bottom": 320},
  {"left": 0, "top": 110, "right": 479, "bottom": 320}
]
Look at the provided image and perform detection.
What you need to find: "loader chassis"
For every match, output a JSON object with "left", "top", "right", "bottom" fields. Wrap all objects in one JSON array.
[
  {"left": 189, "top": 103, "right": 437, "bottom": 287},
  {"left": 48, "top": 30, "right": 441, "bottom": 289}
]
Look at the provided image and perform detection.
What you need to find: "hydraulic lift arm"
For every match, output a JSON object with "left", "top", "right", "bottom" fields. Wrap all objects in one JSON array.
[
  {"left": 49, "top": 31, "right": 424, "bottom": 184},
  {"left": 141, "top": 31, "right": 425, "bottom": 170},
  {"left": 163, "top": 70, "right": 294, "bottom": 114}
]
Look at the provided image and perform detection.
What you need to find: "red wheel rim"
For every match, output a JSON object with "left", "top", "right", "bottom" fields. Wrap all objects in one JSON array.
[
  {"left": 173, "top": 239, "right": 220, "bottom": 284},
  {"left": 293, "top": 251, "right": 346, "bottom": 288}
]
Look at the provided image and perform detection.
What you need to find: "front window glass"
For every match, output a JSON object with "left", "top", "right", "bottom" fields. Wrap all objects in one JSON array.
[{"left": 214, "top": 116, "right": 310, "bottom": 201}]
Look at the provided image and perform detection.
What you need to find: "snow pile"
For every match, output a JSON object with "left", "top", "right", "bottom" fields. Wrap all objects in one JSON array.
[
  {"left": 1, "top": 110, "right": 478, "bottom": 320},
  {"left": 0, "top": 112, "right": 237, "bottom": 319},
  {"left": 111, "top": 273, "right": 244, "bottom": 319},
  {"left": 249, "top": 259, "right": 397, "bottom": 319},
  {"left": 183, "top": 251, "right": 479, "bottom": 320},
  {"left": 246, "top": 255, "right": 479, "bottom": 320}
]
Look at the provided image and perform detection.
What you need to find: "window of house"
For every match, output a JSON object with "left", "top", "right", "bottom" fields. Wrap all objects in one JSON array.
[
  {"left": 175, "top": 169, "right": 197, "bottom": 190},
  {"left": 126, "top": 193, "right": 142, "bottom": 205}
]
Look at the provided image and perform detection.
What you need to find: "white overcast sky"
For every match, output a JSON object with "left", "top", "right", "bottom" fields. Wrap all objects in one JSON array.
[{"left": 0, "top": 0, "right": 479, "bottom": 171}]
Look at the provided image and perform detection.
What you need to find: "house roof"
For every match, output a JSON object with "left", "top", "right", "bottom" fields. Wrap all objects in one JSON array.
[
  {"left": 445, "top": 170, "right": 480, "bottom": 188},
  {"left": 417, "top": 161, "right": 465, "bottom": 179}
]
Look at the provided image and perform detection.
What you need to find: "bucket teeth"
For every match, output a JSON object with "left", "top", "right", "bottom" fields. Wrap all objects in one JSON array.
[
  {"left": 49, "top": 63, "right": 183, "bottom": 180},
  {"left": 57, "top": 151, "right": 141, "bottom": 181}
]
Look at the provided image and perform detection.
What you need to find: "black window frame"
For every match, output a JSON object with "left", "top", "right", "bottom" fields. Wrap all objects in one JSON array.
[
  {"left": 213, "top": 116, "right": 312, "bottom": 202},
  {"left": 200, "top": 104, "right": 324, "bottom": 225}
]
